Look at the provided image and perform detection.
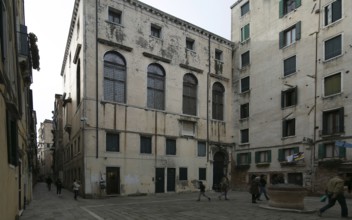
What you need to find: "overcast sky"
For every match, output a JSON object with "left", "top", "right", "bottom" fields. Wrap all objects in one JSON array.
[{"left": 25, "top": 0, "right": 234, "bottom": 128}]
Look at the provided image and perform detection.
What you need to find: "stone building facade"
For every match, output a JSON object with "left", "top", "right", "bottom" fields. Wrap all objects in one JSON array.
[
  {"left": 57, "top": 0, "right": 234, "bottom": 197},
  {"left": 0, "top": 0, "right": 37, "bottom": 218},
  {"left": 37, "top": 119, "right": 54, "bottom": 180},
  {"left": 231, "top": 0, "right": 352, "bottom": 193}
]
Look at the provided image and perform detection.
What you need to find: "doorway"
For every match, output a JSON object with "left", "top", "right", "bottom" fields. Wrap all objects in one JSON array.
[
  {"left": 213, "top": 151, "right": 226, "bottom": 191},
  {"left": 106, "top": 167, "right": 120, "bottom": 195},
  {"left": 167, "top": 168, "right": 176, "bottom": 192},
  {"left": 155, "top": 168, "right": 165, "bottom": 193}
]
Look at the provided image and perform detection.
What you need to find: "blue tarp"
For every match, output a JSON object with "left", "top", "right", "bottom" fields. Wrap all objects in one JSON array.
[{"left": 335, "top": 141, "right": 352, "bottom": 148}]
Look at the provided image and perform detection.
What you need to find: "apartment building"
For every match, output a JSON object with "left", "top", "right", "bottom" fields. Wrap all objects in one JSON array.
[
  {"left": 231, "top": 0, "right": 352, "bottom": 192},
  {"left": 37, "top": 119, "right": 54, "bottom": 180},
  {"left": 56, "top": 0, "right": 234, "bottom": 197},
  {"left": 0, "top": 0, "right": 38, "bottom": 218}
]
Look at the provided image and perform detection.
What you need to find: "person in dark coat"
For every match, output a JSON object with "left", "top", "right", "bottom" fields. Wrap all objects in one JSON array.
[
  {"left": 55, "top": 178, "right": 62, "bottom": 196},
  {"left": 249, "top": 176, "right": 260, "bottom": 203},
  {"left": 196, "top": 181, "right": 211, "bottom": 201},
  {"left": 258, "top": 174, "right": 269, "bottom": 201}
]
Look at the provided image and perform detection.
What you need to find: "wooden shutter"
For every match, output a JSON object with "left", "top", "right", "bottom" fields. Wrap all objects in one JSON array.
[
  {"left": 248, "top": 152, "right": 252, "bottom": 164},
  {"left": 293, "top": 147, "right": 299, "bottom": 154},
  {"left": 282, "top": 120, "right": 287, "bottom": 137},
  {"left": 237, "top": 154, "right": 241, "bottom": 165},
  {"left": 278, "top": 149, "right": 284, "bottom": 161},
  {"left": 295, "top": 21, "right": 301, "bottom": 41},
  {"left": 339, "top": 146, "right": 346, "bottom": 158},
  {"left": 279, "top": 31, "right": 284, "bottom": 49},
  {"left": 318, "top": 144, "right": 325, "bottom": 159},
  {"left": 293, "top": 87, "right": 298, "bottom": 105},
  {"left": 255, "top": 151, "right": 259, "bottom": 163},
  {"left": 339, "top": 108, "right": 344, "bottom": 132},
  {"left": 279, "top": 0, "right": 284, "bottom": 18},
  {"left": 268, "top": 150, "right": 272, "bottom": 162},
  {"left": 295, "top": 0, "right": 302, "bottom": 8}
]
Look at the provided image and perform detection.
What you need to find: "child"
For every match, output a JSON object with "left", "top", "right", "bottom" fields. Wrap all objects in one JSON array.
[{"left": 197, "top": 181, "right": 211, "bottom": 201}]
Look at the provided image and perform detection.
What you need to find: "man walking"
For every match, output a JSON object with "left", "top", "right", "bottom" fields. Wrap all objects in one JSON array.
[
  {"left": 196, "top": 181, "right": 211, "bottom": 201},
  {"left": 318, "top": 172, "right": 348, "bottom": 218}
]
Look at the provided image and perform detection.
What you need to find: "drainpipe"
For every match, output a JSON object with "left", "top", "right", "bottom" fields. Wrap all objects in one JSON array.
[
  {"left": 207, "top": 34, "right": 211, "bottom": 162},
  {"left": 95, "top": 0, "right": 99, "bottom": 159}
]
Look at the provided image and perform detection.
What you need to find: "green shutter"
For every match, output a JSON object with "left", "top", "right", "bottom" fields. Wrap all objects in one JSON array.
[
  {"left": 237, "top": 153, "right": 241, "bottom": 165},
  {"left": 281, "top": 91, "right": 284, "bottom": 108},
  {"left": 268, "top": 150, "right": 272, "bottom": 162},
  {"left": 339, "top": 146, "right": 346, "bottom": 158},
  {"left": 282, "top": 120, "right": 287, "bottom": 137},
  {"left": 296, "top": 21, "right": 301, "bottom": 41},
  {"left": 279, "top": 31, "right": 284, "bottom": 49},
  {"left": 318, "top": 144, "right": 325, "bottom": 159},
  {"left": 255, "top": 151, "right": 259, "bottom": 163},
  {"left": 293, "top": 87, "right": 298, "bottom": 105},
  {"left": 278, "top": 149, "right": 284, "bottom": 161},
  {"left": 339, "top": 108, "right": 344, "bottom": 132},
  {"left": 279, "top": 0, "right": 284, "bottom": 18},
  {"left": 246, "top": 24, "right": 250, "bottom": 40},
  {"left": 295, "top": 0, "right": 302, "bottom": 8},
  {"left": 294, "top": 147, "right": 299, "bottom": 153},
  {"left": 248, "top": 152, "right": 252, "bottom": 164}
]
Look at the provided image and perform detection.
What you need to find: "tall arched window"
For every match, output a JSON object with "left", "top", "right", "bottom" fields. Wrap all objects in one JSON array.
[
  {"left": 147, "top": 63, "right": 165, "bottom": 110},
  {"left": 183, "top": 73, "right": 198, "bottom": 115},
  {"left": 103, "top": 51, "right": 126, "bottom": 103},
  {"left": 212, "top": 82, "right": 225, "bottom": 120}
]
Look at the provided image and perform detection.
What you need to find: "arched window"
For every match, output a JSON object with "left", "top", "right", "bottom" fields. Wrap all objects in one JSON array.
[
  {"left": 103, "top": 51, "right": 126, "bottom": 103},
  {"left": 183, "top": 73, "right": 198, "bottom": 115},
  {"left": 147, "top": 63, "right": 165, "bottom": 110},
  {"left": 212, "top": 82, "right": 224, "bottom": 120}
]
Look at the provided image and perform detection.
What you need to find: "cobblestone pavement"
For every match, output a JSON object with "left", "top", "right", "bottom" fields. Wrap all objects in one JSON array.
[{"left": 20, "top": 182, "right": 350, "bottom": 220}]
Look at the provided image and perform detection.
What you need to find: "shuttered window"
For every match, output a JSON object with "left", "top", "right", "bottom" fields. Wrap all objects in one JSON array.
[
  {"left": 279, "top": 0, "right": 302, "bottom": 18},
  {"left": 255, "top": 150, "right": 271, "bottom": 163},
  {"left": 322, "top": 108, "right": 344, "bottom": 135},
  {"left": 241, "top": 23, "right": 250, "bottom": 42},
  {"left": 104, "top": 52, "right": 126, "bottom": 103},
  {"left": 183, "top": 74, "right": 197, "bottom": 115},
  {"left": 324, "top": 35, "right": 342, "bottom": 60},
  {"left": 324, "top": 73, "right": 341, "bottom": 96},
  {"left": 140, "top": 136, "right": 152, "bottom": 154},
  {"left": 7, "top": 111, "right": 18, "bottom": 166},
  {"left": 212, "top": 82, "right": 224, "bottom": 120},
  {"left": 324, "top": 0, "right": 342, "bottom": 26},
  {"left": 318, "top": 143, "right": 346, "bottom": 159},
  {"left": 166, "top": 139, "right": 176, "bottom": 155},
  {"left": 241, "top": 51, "right": 250, "bottom": 68},
  {"left": 106, "top": 133, "right": 119, "bottom": 152},
  {"left": 284, "top": 56, "right": 296, "bottom": 76},
  {"left": 147, "top": 64, "right": 165, "bottom": 110},
  {"left": 237, "top": 153, "right": 251, "bottom": 165},
  {"left": 240, "top": 103, "right": 249, "bottom": 119},
  {"left": 241, "top": 129, "right": 249, "bottom": 143},
  {"left": 197, "top": 142, "right": 206, "bottom": 157},
  {"left": 281, "top": 87, "right": 297, "bottom": 108},
  {"left": 279, "top": 22, "right": 301, "bottom": 48},
  {"left": 241, "top": 76, "right": 250, "bottom": 93},
  {"left": 282, "top": 118, "right": 296, "bottom": 137},
  {"left": 241, "top": 1, "right": 250, "bottom": 16}
]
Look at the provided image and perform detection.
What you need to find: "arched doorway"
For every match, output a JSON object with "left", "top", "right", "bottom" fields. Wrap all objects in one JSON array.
[{"left": 213, "top": 151, "right": 227, "bottom": 191}]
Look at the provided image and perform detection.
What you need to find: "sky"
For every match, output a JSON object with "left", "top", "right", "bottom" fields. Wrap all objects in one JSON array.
[{"left": 25, "top": 0, "right": 234, "bottom": 127}]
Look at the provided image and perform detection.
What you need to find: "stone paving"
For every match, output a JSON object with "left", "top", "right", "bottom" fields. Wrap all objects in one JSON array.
[{"left": 20, "top": 182, "right": 350, "bottom": 220}]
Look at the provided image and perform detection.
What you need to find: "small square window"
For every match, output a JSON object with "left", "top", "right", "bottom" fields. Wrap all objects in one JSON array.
[
  {"left": 186, "top": 38, "right": 195, "bottom": 50},
  {"left": 215, "top": 49, "right": 223, "bottom": 61},
  {"left": 179, "top": 168, "right": 188, "bottom": 180},
  {"left": 284, "top": 56, "right": 296, "bottom": 76},
  {"left": 241, "top": 2, "right": 250, "bottom": 16},
  {"left": 281, "top": 87, "right": 297, "bottom": 108},
  {"left": 324, "top": 35, "right": 342, "bottom": 61},
  {"left": 140, "top": 136, "right": 152, "bottom": 154},
  {"left": 282, "top": 118, "right": 295, "bottom": 137},
  {"left": 166, "top": 138, "right": 176, "bottom": 155},
  {"left": 324, "top": 73, "right": 341, "bottom": 97},
  {"left": 241, "top": 24, "right": 250, "bottom": 42},
  {"left": 241, "top": 51, "right": 250, "bottom": 68},
  {"left": 241, "top": 76, "right": 250, "bottom": 93},
  {"left": 240, "top": 103, "right": 249, "bottom": 119},
  {"left": 197, "top": 141, "right": 206, "bottom": 157},
  {"left": 324, "top": 0, "right": 342, "bottom": 26},
  {"left": 106, "top": 133, "right": 119, "bottom": 152},
  {"left": 151, "top": 25, "right": 161, "bottom": 38},
  {"left": 108, "top": 8, "right": 121, "bottom": 24},
  {"left": 240, "top": 129, "right": 249, "bottom": 143},
  {"left": 199, "top": 168, "right": 206, "bottom": 180}
]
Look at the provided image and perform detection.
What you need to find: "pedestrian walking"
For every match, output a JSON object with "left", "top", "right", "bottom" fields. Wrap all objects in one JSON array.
[
  {"left": 258, "top": 174, "right": 269, "bottom": 201},
  {"left": 55, "top": 178, "right": 62, "bottom": 196},
  {"left": 249, "top": 175, "right": 260, "bottom": 203},
  {"left": 46, "top": 176, "right": 53, "bottom": 191},
  {"left": 73, "top": 179, "right": 81, "bottom": 200},
  {"left": 218, "top": 175, "right": 229, "bottom": 200},
  {"left": 317, "top": 172, "right": 348, "bottom": 218},
  {"left": 196, "top": 181, "right": 211, "bottom": 201}
]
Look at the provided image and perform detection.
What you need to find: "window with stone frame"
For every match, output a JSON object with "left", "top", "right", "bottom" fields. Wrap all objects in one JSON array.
[
  {"left": 318, "top": 142, "right": 346, "bottom": 159},
  {"left": 279, "top": 22, "right": 301, "bottom": 48},
  {"left": 106, "top": 132, "right": 119, "bottom": 152},
  {"left": 283, "top": 55, "right": 296, "bottom": 76},
  {"left": 324, "top": 34, "right": 342, "bottom": 61},
  {"left": 140, "top": 136, "right": 152, "bottom": 154},
  {"left": 240, "top": 129, "right": 249, "bottom": 144},
  {"left": 108, "top": 8, "right": 121, "bottom": 24},
  {"left": 241, "top": 23, "right": 250, "bottom": 42},
  {"left": 241, "top": 51, "right": 250, "bottom": 68},
  {"left": 282, "top": 118, "right": 296, "bottom": 137},
  {"left": 197, "top": 141, "right": 206, "bottom": 157},
  {"left": 199, "top": 168, "right": 206, "bottom": 180},
  {"left": 166, "top": 138, "right": 176, "bottom": 155},
  {"left": 255, "top": 150, "right": 271, "bottom": 163},
  {"left": 179, "top": 168, "right": 188, "bottom": 180},
  {"left": 151, "top": 24, "right": 161, "bottom": 38},
  {"left": 279, "top": 0, "right": 302, "bottom": 18},
  {"left": 240, "top": 103, "right": 249, "bottom": 119},
  {"left": 324, "top": 0, "right": 342, "bottom": 27},
  {"left": 324, "top": 72, "right": 341, "bottom": 97},
  {"left": 147, "top": 63, "right": 165, "bottom": 110},
  {"left": 322, "top": 108, "right": 344, "bottom": 135},
  {"left": 212, "top": 82, "right": 225, "bottom": 120},
  {"left": 237, "top": 152, "right": 251, "bottom": 165},
  {"left": 281, "top": 87, "right": 297, "bottom": 108},
  {"left": 186, "top": 38, "right": 195, "bottom": 50},
  {"left": 241, "top": 76, "right": 250, "bottom": 93},
  {"left": 183, "top": 74, "right": 198, "bottom": 116},
  {"left": 241, "top": 1, "right": 250, "bottom": 16}
]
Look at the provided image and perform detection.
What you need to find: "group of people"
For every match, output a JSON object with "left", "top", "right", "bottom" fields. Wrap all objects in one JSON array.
[
  {"left": 197, "top": 175, "right": 230, "bottom": 201},
  {"left": 45, "top": 176, "right": 81, "bottom": 200},
  {"left": 249, "top": 174, "right": 270, "bottom": 203}
]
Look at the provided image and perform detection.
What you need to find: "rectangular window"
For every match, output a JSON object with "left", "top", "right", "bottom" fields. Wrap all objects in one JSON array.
[
  {"left": 240, "top": 103, "right": 249, "bottom": 119},
  {"left": 241, "top": 51, "right": 250, "bottom": 68},
  {"left": 186, "top": 38, "right": 195, "bottom": 50},
  {"left": 241, "top": 76, "right": 250, "bottom": 93},
  {"left": 284, "top": 56, "right": 296, "bottom": 76},
  {"left": 241, "top": 24, "right": 250, "bottom": 42},
  {"left": 318, "top": 143, "right": 346, "bottom": 159},
  {"left": 324, "top": 72, "right": 341, "bottom": 97},
  {"left": 7, "top": 112, "right": 18, "bottom": 166},
  {"left": 241, "top": 129, "right": 249, "bottom": 143},
  {"left": 179, "top": 168, "right": 188, "bottom": 180},
  {"left": 182, "top": 121, "right": 195, "bottom": 137},
  {"left": 237, "top": 153, "right": 251, "bottom": 165},
  {"left": 281, "top": 87, "right": 297, "bottom": 108},
  {"left": 279, "top": 22, "right": 301, "bottom": 48},
  {"left": 166, "top": 138, "right": 176, "bottom": 155},
  {"left": 282, "top": 118, "right": 296, "bottom": 137},
  {"left": 151, "top": 24, "right": 161, "bottom": 38},
  {"left": 215, "top": 49, "right": 223, "bottom": 61},
  {"left": 140, "top": 136, "right": 152, "bottom": 154},
  {"left": 241, "top": 1, "right": 250, "bottom": 16},
  {"left": 278, "top": 147, "right": 299, "bottom": 161},
  {"left": 324, "top": 0, "right": 342, "bottom": 26},
  {"left": 199, "top": 168, "right": 206, "bottom": 180},
  {"left": 108, "top": 8, "right": 121, "bottom": 24},
  {"left": 255, "top": 150, "right": 271, "bottom": 163},
  {"left": 322, "top": 108, "right": 344, "bottom": 135},
  {"left": 197, "top": 141, "right": 206, "bottom": 157},
  {"left": 279, "top": 0, "right": 302, "bottom": 18},
  {"left": 106, "top": 133, "right": 119, "bottom": 152},
  {"left": 324, "top": 35, "right": 342, "bottom": 61}
]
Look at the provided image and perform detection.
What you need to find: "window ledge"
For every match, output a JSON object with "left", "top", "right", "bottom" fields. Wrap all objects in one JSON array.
[
  {"left": 322, "top": 92, "right": 342, "bottom": 99},
  {"left": 240, "top": 90, "right": 251, "bottom": 95},
  {"left": 105, "top": 20, "right": 124, "bottom": 27},
  {"left": 238, "top": 143, "right": 249, "bottom": 147},
  {"left": 323, "top": 54, "right": 343, "bottom": 63},
  {"left": 240, "top": 38, "right": 250, "bottom": 45},
  {"left": 239, "top": 117, "right": 249, "bottom": 122},
  {"left": 283, "top": 72, "right": 297, "bottom": 78},
  {"left": 149, "top": 35, "right": 163, "bottom": 41},
  {"left": 323, "top": 18, "right": 343, "bottom": 30},
  {"left": 256, "top": 163, "right": 270, "bottom": 167},
  {"left": 281, "top": 135, "right": 296, "bottom": 140}
]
